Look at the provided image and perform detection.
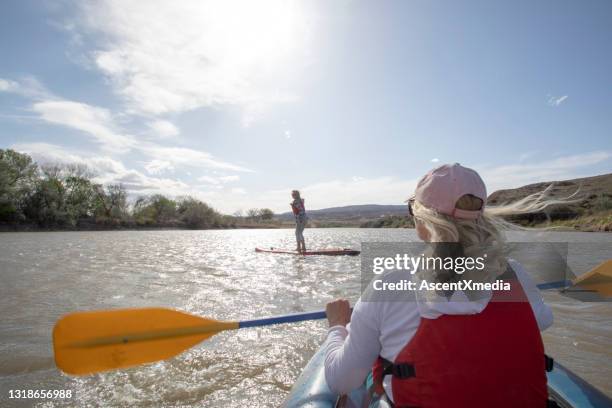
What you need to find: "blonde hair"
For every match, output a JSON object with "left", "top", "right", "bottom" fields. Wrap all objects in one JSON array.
[{"left": 412, "top": 185, "right": 579, "bottom": 283}]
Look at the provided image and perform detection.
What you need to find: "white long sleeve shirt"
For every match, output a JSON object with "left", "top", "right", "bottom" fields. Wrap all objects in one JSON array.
[{"left": 324, "top": 259, "right": 554, "bottom": 397}]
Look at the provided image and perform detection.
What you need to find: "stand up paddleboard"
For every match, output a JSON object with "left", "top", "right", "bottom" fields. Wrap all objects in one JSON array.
[{"left": 255, "top": 247, "right": 360, "bottom": 256}]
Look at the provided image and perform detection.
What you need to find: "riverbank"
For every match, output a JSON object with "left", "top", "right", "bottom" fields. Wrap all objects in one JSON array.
[
  {"left": 356, "top": 212, "right": 612, "bottom": 232},
  {"left": 3, "top": 214, "right": 611, "bottom": 232},
  {"left": 0, "top": 221, "right": 291, "bottom": 232},
  {"left": 538, "top": 210, "right": 612, "bottom": 232}
]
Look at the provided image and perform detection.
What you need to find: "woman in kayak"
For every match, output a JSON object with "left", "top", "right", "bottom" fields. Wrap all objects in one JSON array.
[
  {"left": 291, "top": 190, "right": 307, "bottom": 252},
  {"left": 325, "top": 163, "right": 555, "bottom": 408}
]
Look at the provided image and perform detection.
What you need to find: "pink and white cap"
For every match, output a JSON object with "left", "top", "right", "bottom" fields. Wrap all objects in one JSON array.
[{"left": 414, "top": 163, "right": 487, "bottom": 220}]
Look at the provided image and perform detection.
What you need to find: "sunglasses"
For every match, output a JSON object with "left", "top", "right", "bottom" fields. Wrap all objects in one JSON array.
[{"left": 407, "top": 198, "right": 415, "bottom": 217}]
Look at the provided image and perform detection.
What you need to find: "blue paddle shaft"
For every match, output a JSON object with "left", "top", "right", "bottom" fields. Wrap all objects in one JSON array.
[
  {"left": 237, "top": 281, "right": 568, "bottom": 329},
  {"left": 536, "top": 280, "right": 572, "bottom": 290},
  {"left": 239, "top": 310, "right": 327, "bottom": 328}
]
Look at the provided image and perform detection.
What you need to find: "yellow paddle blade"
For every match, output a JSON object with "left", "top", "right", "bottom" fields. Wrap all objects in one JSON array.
[
  {"left": 572, "top": 259, "right": 612, "bottom": 297},
  {"left": 53, "top": 307, "right": 238, "bottom": 376}
]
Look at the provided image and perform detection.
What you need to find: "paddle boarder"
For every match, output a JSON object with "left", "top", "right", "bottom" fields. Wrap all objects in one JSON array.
[
  {"left": 324, "top": 163, "right": 558, "bottom": 407},
  {"left": 291, "top": 190, "right": 307, "bottom": 252}
]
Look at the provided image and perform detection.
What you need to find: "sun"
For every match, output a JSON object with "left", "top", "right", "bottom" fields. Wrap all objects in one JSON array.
[{"left": 85, "top": 0, "right": 314, "bottom": 115}]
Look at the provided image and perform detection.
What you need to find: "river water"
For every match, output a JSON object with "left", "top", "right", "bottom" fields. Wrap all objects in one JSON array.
[{"left": 0, "top": 229, "right": 610, "bottom": 407}]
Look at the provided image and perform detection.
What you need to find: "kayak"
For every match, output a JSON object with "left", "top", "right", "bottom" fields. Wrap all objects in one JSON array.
[
  {"left": 283, "top": 339, "right": 612, "bottom": 408},
  {"left": 255, "top": 247, "right": 360, "bottom": 256}
]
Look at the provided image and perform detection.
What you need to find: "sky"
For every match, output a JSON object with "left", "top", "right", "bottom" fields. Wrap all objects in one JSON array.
[{"left": 1, "top": 0, "right": 611, "bottom": 214}]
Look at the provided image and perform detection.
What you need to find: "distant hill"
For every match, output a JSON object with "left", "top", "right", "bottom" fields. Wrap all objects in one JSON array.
[
  {"left": 487, "top": 172, "right": 612, "bottom": 230},
  {"left": 276, "top": 204, "right": 408, "bottom": 221},
  {"left": 487, "top": 173, "right": 612, "bottom": 207}
]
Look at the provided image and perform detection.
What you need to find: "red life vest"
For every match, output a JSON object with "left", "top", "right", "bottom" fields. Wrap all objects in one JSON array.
[
  {"left": 291, "top": 199, "right": 305, "bottom": 216},
  {"left": 372, "top": 271, "right": 547, "bottom": 408}
]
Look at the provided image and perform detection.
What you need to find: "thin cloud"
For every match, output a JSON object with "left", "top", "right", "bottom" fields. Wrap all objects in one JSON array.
[
  {"left": 518, "top": 151, "right": 537, "bottom": 162},
  {"left": 197, "top": 176, "right": 221, "bottom": 185},
  {"left": 547, "top": 95, "right": 568, "bottom": 107},
  {"left": 32, "top": 100, "right": 136, "bottom": 153},
  {"left": 141, "top": 145, "right": 253, "bottom": 173},
  {"left": 0, "top": 78, "right": 19, "bottom": 92},
  {"left": 0, "top": 76, "right": 54, "bottom": 100},
  {"left": 12, "top": 142, "right": 125, "bottom": 176},
  {"left": 219, "top": 175, "right": 240, "bottom": 182},
  {"left": 29, "top": 96, "right": 251, "bottom": 172},
  {"left": 112, "top": 170, "right": 190, "bottom": 193},
  {"left": 148, "top": 120, "right": 179, "bottom": 138},
  {"left": 198, "top": 175, "right": 241, "bottom": 185},
  {"left": 144, "top": 159, "right": 174, "bottom": 175}
]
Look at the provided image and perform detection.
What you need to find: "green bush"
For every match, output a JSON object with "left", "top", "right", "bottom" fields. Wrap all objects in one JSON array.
[
  {"left": 593, "top": 193, "right": 612, "bottom": 211},
  {"left": 0, "top": 150, "right": 229, "bottom": 230}
]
